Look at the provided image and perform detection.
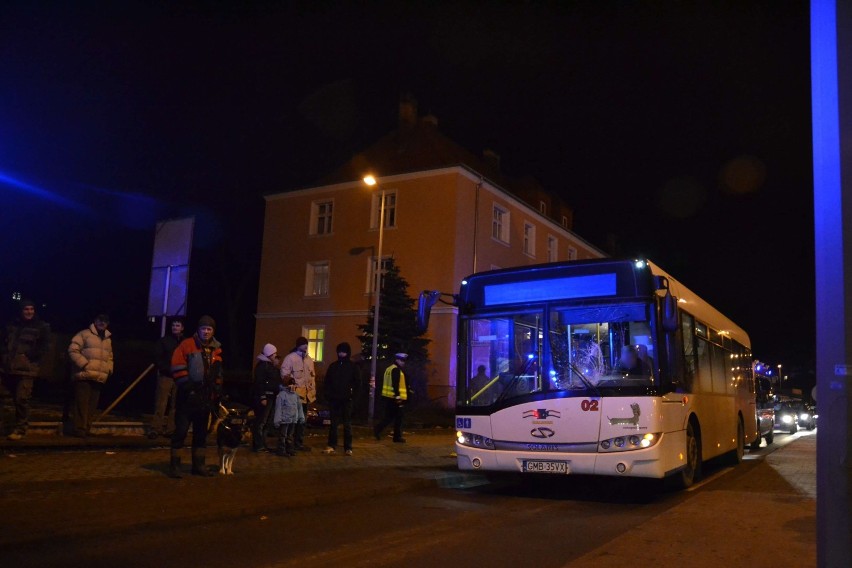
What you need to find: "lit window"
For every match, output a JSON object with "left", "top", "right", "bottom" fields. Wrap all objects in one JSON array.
[
  {"left": 305, "top": 261, "right": 329, "bottom": 296},
  {"left": 310, "top": 200, "right": 334, "bottom": 235},
  {"left": 523, "top": 223, "right": 536, "bottom": 256},
  {"left": 302, "top": 326, "right": 325, "bottom": 363},
  {"left": 539, "top": 201, "right": 547, "bottom": 215},
  {"left": 547, "top": 235, "right": 558, "bottom": 262},
  {"left": 371, "top": 190, "right": 397, "bottom": 229},
  {"left": 492, "top": 205, "right": 509, "bottom": 243},
  {"left": 567, "top": 246, "right": 578, "bottom": 261},
  {"left": 562, "top": 215, "right": 569, "bottom": 228}
]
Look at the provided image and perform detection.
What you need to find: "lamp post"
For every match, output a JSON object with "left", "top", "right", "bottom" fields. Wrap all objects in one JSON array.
[
  {"left": 777, "top": 364, "right": 782, "bottom": 389},
  {"left": 363, "top": 174, "right": 385, "bottom": 424}
]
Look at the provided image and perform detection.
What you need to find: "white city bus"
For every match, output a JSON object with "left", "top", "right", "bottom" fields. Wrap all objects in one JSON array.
[{"left": 420, "top": 258, "right": 754, "bottom": 488}]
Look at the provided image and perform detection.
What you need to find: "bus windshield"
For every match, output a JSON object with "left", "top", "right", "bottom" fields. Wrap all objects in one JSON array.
[
  {"left": 459, "top": 303, "right": 657, "bottom": 408},
  {"left": 550, "top": 304, "right": 656, "bottom": 390}
]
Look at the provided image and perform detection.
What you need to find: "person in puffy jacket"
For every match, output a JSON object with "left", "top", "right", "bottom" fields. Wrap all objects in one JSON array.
[
  {"left": 68, "top": 313, "right": 113, "bottom": 438},
  {"left": 273, "top": 376, "right": 304, "bottom": 457}
]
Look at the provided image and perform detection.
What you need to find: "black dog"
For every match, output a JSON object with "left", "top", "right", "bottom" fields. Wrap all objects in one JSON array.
[{"left": 209, "top": 401, "right": 251, "bottom": 475}]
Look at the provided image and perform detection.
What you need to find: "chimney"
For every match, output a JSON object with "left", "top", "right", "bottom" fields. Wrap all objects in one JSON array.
[
  {"left": 483, "top": 148, "right": 501, "bottom": 170},
  {"left": 399, "top": 94, "right": 418, "bottom": 128}
]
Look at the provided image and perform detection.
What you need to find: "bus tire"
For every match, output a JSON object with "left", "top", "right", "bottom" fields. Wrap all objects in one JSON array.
[
  {"left": 726, "top": 418, "right": 745, "bottom": 464},
  {"left": 670, "top": 419, "right": 701, "bottom": 489}
]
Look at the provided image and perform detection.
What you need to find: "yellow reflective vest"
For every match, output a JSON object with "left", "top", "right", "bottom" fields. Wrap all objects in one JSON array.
[{"left": 382, "top": 364, "right": 407, "bottom": 400}]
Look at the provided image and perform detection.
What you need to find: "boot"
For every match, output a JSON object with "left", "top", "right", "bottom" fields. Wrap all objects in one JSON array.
[
  {"left": 191, "top": 448, "right": 213, "bottom": 477},
  {"left": 167, "top": 450, "right": 182, "bottom": 479}
]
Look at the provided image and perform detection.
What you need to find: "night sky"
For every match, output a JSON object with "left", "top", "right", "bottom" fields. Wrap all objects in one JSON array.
[{"left": 1, "top": 2, "right": 813, "bottom": 379}]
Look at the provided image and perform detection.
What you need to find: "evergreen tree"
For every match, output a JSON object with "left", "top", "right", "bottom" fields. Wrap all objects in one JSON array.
[{"left": 358, "top": 258, "right": 430, "bottom": 401}]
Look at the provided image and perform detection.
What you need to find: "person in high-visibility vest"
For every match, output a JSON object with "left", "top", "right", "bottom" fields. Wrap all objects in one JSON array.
[{"left": 374, "top": 352, "right": 408, "bottom": 443}]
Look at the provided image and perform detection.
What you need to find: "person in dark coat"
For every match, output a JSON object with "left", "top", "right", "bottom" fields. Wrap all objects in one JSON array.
[
  {"left": 149, "top": 317, "right": 185, "bottom": 439},
  {"left": 251, "top": 343, "right": 280, "bottom": 452},
  {"left": 1, "top": 299, "right": 51, "bottom": 440},
  {"left": 322, "top": 342, "right": 361, "bottom": 455}
]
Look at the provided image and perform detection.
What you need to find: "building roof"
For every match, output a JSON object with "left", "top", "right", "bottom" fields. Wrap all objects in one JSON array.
[{"left": 316, "top": 98, "right": 573, "bottom": 223}]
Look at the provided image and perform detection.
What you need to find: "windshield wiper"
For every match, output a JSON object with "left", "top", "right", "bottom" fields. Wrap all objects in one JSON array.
[
  {"left": 569, "top": 363, "right": 601, "bottom": 398},
  {"left": 497, "top": 356, "right": 536, "bottom": 402}
]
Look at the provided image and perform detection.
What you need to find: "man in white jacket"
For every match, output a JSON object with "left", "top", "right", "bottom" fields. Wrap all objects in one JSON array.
[{"left": 280, "top": 336, "right": 315, "bottom": 451}]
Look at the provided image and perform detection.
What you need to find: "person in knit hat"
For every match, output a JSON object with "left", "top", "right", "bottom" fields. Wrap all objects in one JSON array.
[
  {"left": 1, "top": 299, "right": 51, "bottom": 440},
  {"left": 322, "top": 342, "right": 361, "bottom": 455},
  {"left": 280, "top": 336, "right": 316, "bottom": 451},
  {"left": 167, "top": 314, "right": 223, "bottom": 477},
  {"left": 250, "top": 343, "right": 280, "bottom": 452}
]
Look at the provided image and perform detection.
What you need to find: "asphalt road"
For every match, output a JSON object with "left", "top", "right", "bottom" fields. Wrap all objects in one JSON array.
[{"left": 0, "top": 430, "right": 814, "bottom": 568}]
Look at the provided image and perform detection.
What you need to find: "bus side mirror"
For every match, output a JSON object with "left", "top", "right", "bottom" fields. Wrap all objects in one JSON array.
[
  {"left": 662, "top": 290, "right": 678, "bottom": 333},
  {"left": 417, "top": 290, "right": 442, "bottom": 333}
]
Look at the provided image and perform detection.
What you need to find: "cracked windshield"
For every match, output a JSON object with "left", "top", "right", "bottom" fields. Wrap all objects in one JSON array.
[{"left": 462, "top": 304, "right": 656, "bottom": 407}]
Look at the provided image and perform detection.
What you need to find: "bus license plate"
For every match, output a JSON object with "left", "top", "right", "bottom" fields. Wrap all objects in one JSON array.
[{"left": 523, "top": 460, "right": 569, "bottom": 474}]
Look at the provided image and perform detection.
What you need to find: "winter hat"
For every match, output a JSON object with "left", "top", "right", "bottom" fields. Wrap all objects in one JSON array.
[
  {"left": 395, "top": 352, "right": 408, "bottom": 360},
  {"left": 94, "top": 313, "right": 110, "bottom": 323},
  {"left": 295, "top": 336, "right": 309, "bottom": 348},
  {"left": 257, "top": 343, "right": 277, "bottom": 362},
  {"left": 198, "top": 315, "right": 216, "bottom": 329},
  {"left": 20, "top": 299, "right": 36, "bottom": 309},
  {"left": 336, "top": 342, "right": 351, "bottom": 356}
]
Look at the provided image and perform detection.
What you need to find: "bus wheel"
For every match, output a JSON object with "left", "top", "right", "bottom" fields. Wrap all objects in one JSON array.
[
  {"left": 726, "top": 419, "right": 744, "bottom": 464},
  {"left": 670, "top": 420, "right": 701, "bottom": 489}
]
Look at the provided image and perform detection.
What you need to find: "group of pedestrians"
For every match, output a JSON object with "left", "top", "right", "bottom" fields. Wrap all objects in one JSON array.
[
  {"left": 1, "top": 300, "right": 114, "bottom": 441},
  {"left": 2, "top": 298, "right": 414, "bottom": 476}
]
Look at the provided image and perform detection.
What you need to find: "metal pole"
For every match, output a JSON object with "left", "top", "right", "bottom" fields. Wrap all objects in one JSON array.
[
  {"left": 160, "top": 265, "right": 172, "bottom": 338},
  {"left": 96, "top": 363, "right": 156, "bottom": 422},
  {"left": 369, "top": 189, "right": 385, "bottom": 424}
]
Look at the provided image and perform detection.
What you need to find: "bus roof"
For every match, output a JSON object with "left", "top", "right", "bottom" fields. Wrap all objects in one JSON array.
[
  {"left": 646, "top": 259, "right": 750, "bottom": 350},
  {"left": 459, "top": 258, "right": 750, "bottom": 351}
]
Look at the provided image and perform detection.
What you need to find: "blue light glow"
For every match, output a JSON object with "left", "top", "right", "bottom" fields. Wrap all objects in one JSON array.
[
  {"left": 0, "top": 171, "right": 85, "bottom": 211},
  {"left": 483, "top": 273, "right": 616, "bottom": 305}
]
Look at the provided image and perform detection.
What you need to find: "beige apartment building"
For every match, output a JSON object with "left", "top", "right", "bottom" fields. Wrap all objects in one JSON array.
[{"left": 255, "top": 100, "right": 604, "bottom": 406}]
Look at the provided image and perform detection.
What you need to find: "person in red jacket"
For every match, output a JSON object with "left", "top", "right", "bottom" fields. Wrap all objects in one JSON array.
[{"left": 167, "top": 315, "right": 223, "bottom": 478}]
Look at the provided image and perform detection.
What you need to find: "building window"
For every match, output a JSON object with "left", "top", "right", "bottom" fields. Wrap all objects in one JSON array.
[
  {"left": 492, "top": 205, "right": 509, "bottom": 243},
  {"left": 567, "top": 246, "right": 578, "bottom": 261},
  {"left": 305, "top": 261, "right": 329, "bottom": 297},
  {"left": 371, "top": 190, "right": 397, "bottom": 229},
  {"left": 302, "top": 326, "right": 325, "bottom": 363},
  {"left": 539, "top": 201, "right": 547, "bottom": 215},
  {"left": 523, "top": 222, "right": 536, "bottom": 256},
  {"left": 310, "top": 200, "right": 334, "bottom": 235},
  {"left": 365, "top": 256, "right": 393, "bottom": 294},
  {"left": 547, "top": 235, "right": 558, "bottom": 262},
  {"left": 562, "top": 215, "right": 569, "bottom": 228}
]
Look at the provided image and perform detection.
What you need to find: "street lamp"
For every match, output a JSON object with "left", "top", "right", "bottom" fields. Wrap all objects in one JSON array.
[{"left": 363, "top": 174, "right": 385, "bottom": 424}]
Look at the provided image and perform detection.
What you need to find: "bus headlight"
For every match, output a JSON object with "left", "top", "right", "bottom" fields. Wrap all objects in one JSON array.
[
  {"left": 456, "top": 430, "right": 494, "bottom": 450},
  {"left": 599, "top": 433, "right": 660, "bottom": 452}
]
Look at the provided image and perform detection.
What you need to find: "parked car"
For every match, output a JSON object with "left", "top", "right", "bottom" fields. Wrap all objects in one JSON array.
[
  {"left": 750, "top": 406, "right": 775, "bottom": 449},
  {"left": 797, "top": 403, "right": 816, "bottom": 430},
  {"left": 773, "top": 402, "right": 799, "bottom": 434},
  {"left": 306, "top": 403, "right": 331, "bottom": 429}
]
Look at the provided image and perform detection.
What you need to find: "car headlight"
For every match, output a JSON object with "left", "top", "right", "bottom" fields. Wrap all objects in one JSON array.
[
  {"left": 599, "top": 432, "right": 661, "bottom": 452},
  {"left": 456, "top": 430, "right": 494, "bottom": 449},
  {"left": 781, "top": 415, "right": 793, "bottom": 424},
  {"left": 800, "top": 413, "right": 810, "bottom": 421}
]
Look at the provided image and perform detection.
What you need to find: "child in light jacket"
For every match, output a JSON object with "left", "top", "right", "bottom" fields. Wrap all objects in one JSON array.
[{"left": 273, "top": 377, "right": 304, "bottom": 457}]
